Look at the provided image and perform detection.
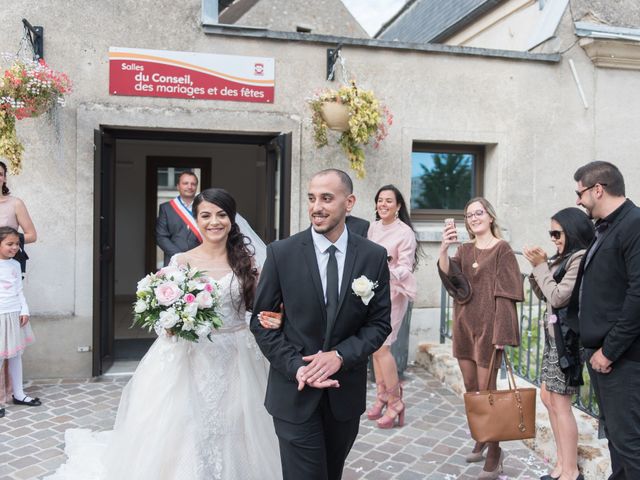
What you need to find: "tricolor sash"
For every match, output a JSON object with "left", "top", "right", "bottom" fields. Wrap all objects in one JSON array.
[{"left": 169, "top": 197, "right": 203, "bottom": 243}]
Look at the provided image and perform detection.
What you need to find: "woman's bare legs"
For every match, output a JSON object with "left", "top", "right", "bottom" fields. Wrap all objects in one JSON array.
[
  {"left": 474, "top": 355, "right": 502, "bottom": 473},
  {"left": 542, "top": 383, "right": 564, "bottom": 478}
]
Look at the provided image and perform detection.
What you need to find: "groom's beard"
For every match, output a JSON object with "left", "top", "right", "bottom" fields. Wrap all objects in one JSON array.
[{"left": 311, "top": 213, "right": 344, "bottom": 236}]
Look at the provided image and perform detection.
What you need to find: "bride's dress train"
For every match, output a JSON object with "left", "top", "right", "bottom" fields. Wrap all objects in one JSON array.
[{"left": 45, "top": 272, "right": 281, "bottom": 480}]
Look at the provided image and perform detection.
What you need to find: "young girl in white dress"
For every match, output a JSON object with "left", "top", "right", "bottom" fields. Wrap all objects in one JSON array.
[
  {"left": 46, "top": 189, "right": 282, "bottom": 479},
  {"left": 0, "top": 226, "right": 40, "bottom": 418}
]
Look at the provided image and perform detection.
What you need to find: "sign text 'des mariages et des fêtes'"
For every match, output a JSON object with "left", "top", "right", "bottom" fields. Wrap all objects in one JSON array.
[{"left": 109, "top": 47, "right": 274, "bottom": 103}]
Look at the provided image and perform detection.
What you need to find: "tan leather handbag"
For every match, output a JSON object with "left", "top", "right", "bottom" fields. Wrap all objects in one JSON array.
[{"left": 463, "top": 350, "right": 537, "bottom": 442}]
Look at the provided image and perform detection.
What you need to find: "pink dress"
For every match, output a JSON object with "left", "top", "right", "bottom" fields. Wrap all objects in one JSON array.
[{"left": 368, "top": 219, "right": 417, "bottom": 345}]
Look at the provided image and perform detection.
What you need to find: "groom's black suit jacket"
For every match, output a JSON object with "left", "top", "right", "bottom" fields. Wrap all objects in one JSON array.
[{"left": 250, "top": 227, "right": 392, "bottom": 424}]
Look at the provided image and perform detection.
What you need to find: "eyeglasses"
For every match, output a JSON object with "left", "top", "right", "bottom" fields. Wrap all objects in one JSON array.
[
  {"left": 548, "top": 230, "right": 564, "bottom": 240},
  {"left": 575, "top": 183, "right": 607, "bottom": 199},
  {"left": 465, "top": 209, "right": 486, "bottom": 220}
]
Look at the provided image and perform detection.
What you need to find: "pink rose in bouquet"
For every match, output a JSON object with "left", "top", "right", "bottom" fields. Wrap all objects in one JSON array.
[{"left": 156, "top": 282, "right": 182, "bottom": 306}]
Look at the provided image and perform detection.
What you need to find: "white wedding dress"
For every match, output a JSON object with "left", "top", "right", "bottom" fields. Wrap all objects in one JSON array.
[{"left": 45, "top": 270, "right": 282, "bottom": 480}]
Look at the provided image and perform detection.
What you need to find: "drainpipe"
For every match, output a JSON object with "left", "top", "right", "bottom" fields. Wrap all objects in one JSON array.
[{"left": 201, "top": 0, "right": 218, "bottom": 25}]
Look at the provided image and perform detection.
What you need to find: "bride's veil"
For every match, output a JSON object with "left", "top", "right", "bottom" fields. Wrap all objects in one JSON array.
[{"left": 235, "top": 213, "right": 267, "bottom": 268}]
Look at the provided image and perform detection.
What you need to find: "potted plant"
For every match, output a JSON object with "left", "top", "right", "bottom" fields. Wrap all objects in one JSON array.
[
  {"left": 0, "top": 57, "right": 72, "bottom": 173},
  {"left": 309, "top": 82, "right": 392, "bottom": 178}
]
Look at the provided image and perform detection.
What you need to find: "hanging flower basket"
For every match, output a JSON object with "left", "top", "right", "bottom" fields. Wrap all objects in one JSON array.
[
  {"left": 308, "top": 82, "right": 392, "bottom": 179},
  {"left": 320, "top": 101, "right": 350, "bottom": 132},
  {"left": 0, "top": 57, "right": 72, "bottom": 174}
]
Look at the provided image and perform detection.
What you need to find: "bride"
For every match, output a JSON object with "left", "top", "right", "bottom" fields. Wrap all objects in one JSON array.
[{"left": 46, "top": 188, "right": 282, "bottom": 480}]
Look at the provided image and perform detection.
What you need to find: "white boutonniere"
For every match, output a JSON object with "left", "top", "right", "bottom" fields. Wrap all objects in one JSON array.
[{"left": 351, "top": 275, "right": 378, "bottom": 305}]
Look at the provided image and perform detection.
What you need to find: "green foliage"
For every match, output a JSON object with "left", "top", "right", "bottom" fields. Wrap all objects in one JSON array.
[{"left": 415, "top": 153, "right": 472, "bottom": 210}]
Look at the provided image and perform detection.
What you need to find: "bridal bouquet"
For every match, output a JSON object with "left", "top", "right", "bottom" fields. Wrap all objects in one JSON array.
[{"left": 132, "top": 264, "right": 223, "bottom": 342}]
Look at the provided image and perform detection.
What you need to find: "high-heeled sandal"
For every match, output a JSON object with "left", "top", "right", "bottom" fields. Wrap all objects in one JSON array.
[
  {"left": 376, "top": 383, "right": 404, "bottom": 429},
  {"left": 477, "top": 448, "right": 504, "bottom": 480},
  {"left": 367, "top": 382, "right": 388, "bottom": 420}
]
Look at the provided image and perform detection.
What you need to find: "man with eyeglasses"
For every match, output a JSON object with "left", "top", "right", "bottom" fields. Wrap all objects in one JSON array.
[{"left": 568, "top": 161, "right": 640, "bottom": 479}]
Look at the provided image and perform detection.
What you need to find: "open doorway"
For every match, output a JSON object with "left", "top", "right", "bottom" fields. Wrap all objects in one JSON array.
[{"left": 93, "top": 127, "right": 292, "bottom": 375}]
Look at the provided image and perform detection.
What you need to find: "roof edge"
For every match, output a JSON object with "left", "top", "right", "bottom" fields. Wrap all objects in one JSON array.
[
  {"left": 374, "top": 0, "right": 419, "bottom": 38},
  {"left": 575, "top": 21, "right": 640, "bottom": 42},
  {"left": 202, "top": 24, "right": 561, "bottom": 63},
  {"left": 430, "top": 0, "right": 503, "bottom": 43}
]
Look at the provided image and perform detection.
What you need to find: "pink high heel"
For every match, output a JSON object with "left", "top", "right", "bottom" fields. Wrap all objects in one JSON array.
[
  {"left": 367, "top": 382, "right": 388, "bottom": 420},
  {"left": 376, "top": 383, "right": 404, "bottom": 429}
]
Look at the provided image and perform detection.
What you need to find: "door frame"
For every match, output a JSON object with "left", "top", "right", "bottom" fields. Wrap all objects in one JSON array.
[{"left": 93, "top": 126, "right": 292, "bottom": 376}]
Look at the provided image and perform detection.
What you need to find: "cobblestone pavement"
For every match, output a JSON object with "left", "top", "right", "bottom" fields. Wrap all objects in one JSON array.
[{"left": 1, "top": 366, "right": 550, "bottom": 480}]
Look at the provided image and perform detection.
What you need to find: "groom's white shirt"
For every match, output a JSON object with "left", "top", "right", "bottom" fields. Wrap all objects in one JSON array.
[{"left": 311, "top": 226, "right": 348, "bottom": 302}]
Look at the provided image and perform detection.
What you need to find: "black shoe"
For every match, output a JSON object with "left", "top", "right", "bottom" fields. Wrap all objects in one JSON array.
[
  {"left": 12, "top": 395, "right": 41, "bottom": 406},
  {"left": 0, "top": 407, "right": 4, "bottom": 418},
  {"left": 540, "top": 475, "right": 559, "bottom": 480}
]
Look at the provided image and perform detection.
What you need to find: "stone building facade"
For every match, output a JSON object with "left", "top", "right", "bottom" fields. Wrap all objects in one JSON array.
[{"left": 1, "top": 0, "right": 639, "bottom": 378}]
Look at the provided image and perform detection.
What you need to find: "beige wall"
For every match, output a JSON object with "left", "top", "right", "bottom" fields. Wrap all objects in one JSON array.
[{"left": 2, "top": 0, "right": 638, "bottom": 377}]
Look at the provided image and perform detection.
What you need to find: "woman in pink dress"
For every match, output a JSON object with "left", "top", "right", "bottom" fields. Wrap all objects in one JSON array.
[{"left": 366, "top": 185, "right": 418, "bottom": 428}]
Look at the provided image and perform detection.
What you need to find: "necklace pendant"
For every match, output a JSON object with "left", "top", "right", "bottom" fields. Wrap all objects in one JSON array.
[{"left": 472, "top": 261, "right": 479, "bottom": 269}]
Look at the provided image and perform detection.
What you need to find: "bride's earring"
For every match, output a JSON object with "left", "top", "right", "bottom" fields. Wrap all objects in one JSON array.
[{"left": 394, "top": 210, "right": 399, "bottom": 219}]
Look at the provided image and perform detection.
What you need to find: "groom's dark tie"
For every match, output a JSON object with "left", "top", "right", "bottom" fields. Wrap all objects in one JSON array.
[{"left": 324, "top": 245, "right": 339, "bottom": 348}]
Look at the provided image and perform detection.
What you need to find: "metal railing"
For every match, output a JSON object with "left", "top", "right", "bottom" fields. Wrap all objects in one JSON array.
[{"left": 439, "top": 278, "right": 599, "bottom": 418}]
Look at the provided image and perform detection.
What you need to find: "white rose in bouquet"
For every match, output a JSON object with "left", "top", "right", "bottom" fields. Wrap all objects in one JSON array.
[
  {"left": 196, "top": 291, "right": 214, "bottom": 309},
  {"left": 158, "top": 309, "right": 180, "bottom": 329},
  {"left": 161, "top": 266, "right": 186, "bottom": 284},
  {"left": 195, "top": 323, "right": 212, "bottom": 339},
  {"left": 134, "top": 299, "right": 147, "bottom": 314},
  {"left": 137, "top": 275, "right": 153, "bottom": 293},
  {"left": 184, "top": 302, "right": 199, "bottom": 319}
]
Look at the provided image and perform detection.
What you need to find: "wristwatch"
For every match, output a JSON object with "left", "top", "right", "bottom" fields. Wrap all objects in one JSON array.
[{"left": 334, "top": 350, "right": 344, "bottom": 365}]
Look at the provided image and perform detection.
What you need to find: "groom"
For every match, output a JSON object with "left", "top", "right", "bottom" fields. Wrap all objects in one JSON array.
[{"left": 251, "top": 169, "right": 392, "bottom": 480}]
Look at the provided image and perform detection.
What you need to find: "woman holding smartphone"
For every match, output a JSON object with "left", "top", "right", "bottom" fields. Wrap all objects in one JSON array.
[
  {"left": 366, "top": 185, "right": 418, "bottom": 429},
  {"left": 438, "top": 197, "right": 523, "bottom": 479},
  {"left": 525, "top": 208, "right": 592, "bottom": 480}
]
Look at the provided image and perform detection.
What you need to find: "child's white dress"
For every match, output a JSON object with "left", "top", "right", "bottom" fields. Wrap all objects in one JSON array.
[{"left": 0, "top": 258, "right": 34, "bottom": 359}]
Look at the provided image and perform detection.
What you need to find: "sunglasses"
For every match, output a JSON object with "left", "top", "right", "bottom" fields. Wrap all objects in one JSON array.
[
  {"left": 575, "top": 183, "right": 608, "bottom": 199},
  {"left": 548, "top": 230, "right": 564, "bottom": 240}
]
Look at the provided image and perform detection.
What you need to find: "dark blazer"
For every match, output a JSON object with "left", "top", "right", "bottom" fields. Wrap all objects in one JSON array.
[
  {"left": 345, "top": 215, "right": 370, "bottom": 238},
  {"left": 569, "top": 199, "right": 640, "bottom": 362},
  {"left": 250, "top": 227, "right": 392, "bottom": 423},
  {"left": 156, "top": 201, "right": 201, "bottom": 266}
]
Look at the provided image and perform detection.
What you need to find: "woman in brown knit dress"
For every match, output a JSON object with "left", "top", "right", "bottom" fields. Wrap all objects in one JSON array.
[{"left": 438, "top": 197, "right": 523, "bottom": 480}]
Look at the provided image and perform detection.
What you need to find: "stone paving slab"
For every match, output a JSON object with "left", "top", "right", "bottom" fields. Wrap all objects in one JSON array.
[{"left": 1, "top": 367, "right": 552, "bottom": 479}]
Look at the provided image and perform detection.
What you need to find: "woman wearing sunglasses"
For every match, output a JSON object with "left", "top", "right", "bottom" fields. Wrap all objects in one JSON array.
[
  {"left": 524, "top": 207, "right": 594, "bottom": 480},
  {"left": 439, "top": 197, "right": 523, "bottom": 479}
]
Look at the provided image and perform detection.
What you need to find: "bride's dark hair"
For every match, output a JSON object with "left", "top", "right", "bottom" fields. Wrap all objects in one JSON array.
[{"left": 193, "top": 188, "right": 258, "bottom": 311}]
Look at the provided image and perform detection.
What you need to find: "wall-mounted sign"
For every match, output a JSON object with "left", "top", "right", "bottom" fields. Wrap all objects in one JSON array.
[{"left": 109, "top": 47, "right": 274, "bottom": 103}]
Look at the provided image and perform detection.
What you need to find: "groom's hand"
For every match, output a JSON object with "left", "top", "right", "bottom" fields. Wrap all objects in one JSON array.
[
  {"left": 296, "top": 365, "right": 340, "bottom": 391},
  {"left": 300, "top": 351, "right": 342, "bottom": 384}
]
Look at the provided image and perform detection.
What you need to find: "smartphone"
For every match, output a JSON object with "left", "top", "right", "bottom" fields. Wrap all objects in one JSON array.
[{"left": 444, "top": 218, "right": 458, "bottom": 242}]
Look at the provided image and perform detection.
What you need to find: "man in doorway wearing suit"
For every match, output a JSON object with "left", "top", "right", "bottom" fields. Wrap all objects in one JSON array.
[
  {"left": 570, "top": 161, "right": 640, "bottom": 479},
  {"left": 156, "top": 171, "right": 201, "bottom": 266},
  {"left": 250, "top": 169, "right": 391, "bottom": 480}
]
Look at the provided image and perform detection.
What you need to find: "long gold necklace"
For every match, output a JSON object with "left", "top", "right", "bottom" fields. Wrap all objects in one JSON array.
[{"left": 472, "top": 237, "right": 495, "bottom": 269}]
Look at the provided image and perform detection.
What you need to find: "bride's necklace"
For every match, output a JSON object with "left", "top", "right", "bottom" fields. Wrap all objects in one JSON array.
[{"left": 472, "top": 237, "right": 496, "bottom": 269}]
